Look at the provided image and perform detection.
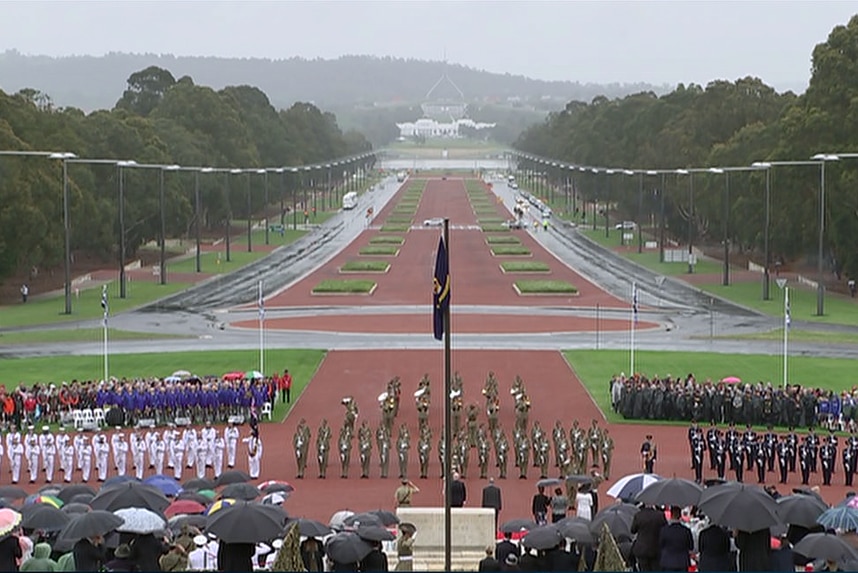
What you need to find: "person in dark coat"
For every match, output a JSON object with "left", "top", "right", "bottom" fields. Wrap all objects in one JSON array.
[
  {"left": 217, "top": 541, "right": 255, "bottom": 572},
  {"left": 73, "top": 536, "right": 107, "bottom": 572},
  {"left": 478, "top": 546, "right": 501, "bottom": 572},
  {"left": 770, "top": 535, "right": 794, "bottom": 572},
  {"left": 481, "top": 478, "right": 502, "bottom": 529},
  {"left": 451, "top": 472, "right": 467, "bottom": 507},
  {"left": 736, "top": 528, "right": 771, "bottom": 572},
  {"left": 500, "top": 553, "right": 520, "bottom": 571},
  {"left": 330, "top": 560, "right": 359, "bottom": 572},
  {"left": 130, "top": 532, "right": 168, "bottom": 571},
  {"left": 359, "top": 542, "right": 389, "bottom": 572},
  {"left": 517, "top": 547, "right": 540, "bottom": 571},
  {"left": 548, "top": 543, "right": 580, "bottom": 572},
  {"left": 659, "top": 506, "right": 693, "bottom": 572},
  {"left": 0, "top": 531, "right": 23, "bottom": 572},
  {"left": 697, "top": 522, "right": 732, "bottom": 571},
  {"left": 631, "top": 504, "right": 667, "bottom": 571},
  {"left": 300, "top": 537, "right": 325, "bottom": 572},
  {"left": 531, "top": 486, "right": 550, "bottom": 526},
  {"left": 495, "top": 533, "right": 518, "bottom": 566},
  {"left": 104, "top": 543, "right": 138, "bottom": 572}
]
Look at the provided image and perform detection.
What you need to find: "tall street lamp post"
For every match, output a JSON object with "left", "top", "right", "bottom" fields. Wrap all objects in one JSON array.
[
  {"left": 811, "top": 154, "right": 840, "bottom": 315},
  {"left": 159, "top": 164, "right": 181, "bottom": 285}
]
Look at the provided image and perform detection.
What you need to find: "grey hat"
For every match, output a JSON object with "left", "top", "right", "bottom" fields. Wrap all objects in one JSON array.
[{"left": 505, "top": 554, "right": 518, "bottom": 566}]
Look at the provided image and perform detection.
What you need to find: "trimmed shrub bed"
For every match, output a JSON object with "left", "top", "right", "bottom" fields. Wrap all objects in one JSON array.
[
  {"left": 381, "top": 224, "right": 411, "bottom": 232},
  {"left": 491, "top": 245, "right": 531, "bottom": 256},
  {"left": 341, "top": 260, "right": 391, "bottom": 273},
  {"left": 514, "top": 280, "right": 578, "bottom": 294},
  {"left": 370, "top": 235, "right": 405, "bottom": 245},
  {"left": 359, "top": 245, "right": 400, "bottom": 256},
  {"left": 386, "top": 216, "right": 413, "bottom": 224},
  {"left": 478, "top": 217, "right": 504, "bottom": 224},
  {"left": 481, "top": 225, "right": 510, "bottom": 233},
  {"left": 486, "top": 235, "right": 521, "bottom": 245},
  {"left": 312, "top": 279, "right": 377, "bottom": 294},
  {"left": 500, "top": 261, "right": 550, "bottom": 273}
]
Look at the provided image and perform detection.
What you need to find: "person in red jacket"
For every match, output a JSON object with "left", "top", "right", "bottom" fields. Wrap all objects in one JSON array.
[{"left": 278, "top": 370, "right": 292, "bottom": 404}]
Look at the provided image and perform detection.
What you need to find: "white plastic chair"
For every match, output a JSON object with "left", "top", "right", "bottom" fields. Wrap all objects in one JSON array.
[
  {"left": 261, "top": 402, "right": 273, "bottom": 421},
  {"left": 93, "top": 408, "right": 106, "bottom": 427},
  {"left": 81, "top": 409, "right": 95, "bottom": 429},
  {"left": 72, "top": 410, "right": 84, "bottom": 431}
]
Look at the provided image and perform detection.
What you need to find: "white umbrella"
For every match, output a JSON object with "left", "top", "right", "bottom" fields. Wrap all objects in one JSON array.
[
  {"left": 261, "top": 492, "right": 289, "bottom": 506},
  {"left": 329, "top": 510, "right": 355, "bottom": 532},
  {"left": 114, "top": 507, "right": 166, "bottom": 534},
  {"left": 246, "top": 370, "right": 264, "bottom": 380},
  {"left": 164, "top": 376, "right": 182, "bottom": 383},
  {"left": 606, "top": 473, "right": 663, "bottom": 501},
  {"left": 171, "top": 370, "right": 192, "bottom": 378}
]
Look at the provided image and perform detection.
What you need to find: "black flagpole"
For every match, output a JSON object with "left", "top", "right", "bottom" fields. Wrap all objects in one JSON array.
[{"left": 443, "top": 217, "right": 452, "bottom": 571}]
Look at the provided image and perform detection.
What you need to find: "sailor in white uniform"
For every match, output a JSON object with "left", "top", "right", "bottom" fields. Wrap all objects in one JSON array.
[
  {"left": 243, "top": 433, "right": 262, "bottom": 479},
  {"left": 225, "top": 422, "right": 240, "bottom": 468},
  {"left": 24, "top": 427, "right": 40, "bottom": 483},
  {"left": 114, "top": 432, "right": 129, "bottom": 477},
  {"left": 10, "top": 435, "right": 24, "bottom": 484},
  {"left": 39, "top": 427, "right": 56, "bottom": 483}
]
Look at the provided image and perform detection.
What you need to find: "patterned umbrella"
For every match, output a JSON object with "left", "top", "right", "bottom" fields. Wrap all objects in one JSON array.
[
  {"left": 114, "top": 507, "right": 167, "bottom": 535},
  {"left": 258, "top": 480, "right": 295, "bottom": 494},
  {"left": 143, "top": 475, "right": 182, "bottom": 497},
  {"left": 24, "top": 494, "right": 64, "bottom": 509},
  {"left": 206, "top": 498, "right": 239, "bottom": 516},
  {"left": 818, "top": 507, "right": 858, "bottom": 531},
  {"left": 0, "top": 508, "right": 22, "bottom": 536},
  {"left": 261, "top": 492, "right": 289, "bottom": 506},
  {"left": 606, "top": 473, "right": 663, "bottom": 501}
]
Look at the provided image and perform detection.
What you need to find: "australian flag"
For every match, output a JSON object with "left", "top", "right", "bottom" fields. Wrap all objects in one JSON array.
[
  {"left": 100, "top": 284, "right": 109, "bottom": 326},
  {"left": 432, "top": 234, "right": 450, "bottom": 341},
  {"left": 632, "top": 282, "right": 639, "bottom": 323}
]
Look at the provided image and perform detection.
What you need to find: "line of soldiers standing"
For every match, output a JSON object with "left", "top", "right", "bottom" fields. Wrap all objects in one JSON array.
[
  {"left": 290, "top": 372, "right": 615, "bottom": 483},
  {"left": 688, "top": 421, "right": 858, "bottom": 487}
]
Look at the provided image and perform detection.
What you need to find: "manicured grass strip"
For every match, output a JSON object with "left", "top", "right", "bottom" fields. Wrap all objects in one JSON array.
[
  {"left": 393, "top": 209, "right": 416, "bottom": 216},
  {"left": 475, "top": 209, "right": 500, "bottom": 216},
  {"left": 478, "top": 217, "right": 505, "bottom": 224},
  {"left": 491, "top": 246, "right": 532, "bottom": 256},
  {"left": 380, "top": 224, "right": 411, "bottom": 232},
  {"left": 714, "top": 328, "right": 858, "bottom": 345},
  {"left": 481, "top": 225, "right": 510, "bottom": 233},
  {"left": 397, "top": 200, "right": 420, "bottom": 207},
  {"left": 359, "top": 246, "right": 400, "bottom": 256},
  {"left": 340, "top": 260, "right": 390, "bottom": 273},
  {"left": 369, "top": 236, "right": 405, "bottom": 245},
  {"left": 564, "top": 349, "right": 858, "bottom": 423},
  {"left": 1, "top": 349, "right": 325, "bottom": 421},
  {"left": 312, "top": 279, "right": 376, "bottom": 294},
  {"left": 386, "top": 217, "right": 413, "bottom": 224},
  {"left": 486, "top": 235, "right": 521, "bottom": 244},
  {"left": 515, "top": 280, "right": 578, "bottom": 294},
  {"left": 500, "top": 261, "right": 551, "bottom": 273},
  {"left": 0, "top": 328, "right": 186, "bottom": 345}
]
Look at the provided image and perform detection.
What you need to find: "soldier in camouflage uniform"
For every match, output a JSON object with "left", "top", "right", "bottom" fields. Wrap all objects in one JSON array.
[
  {"left": 451, "top": 394, "right": 463, "bottom": 436},
  {"left": 316, "top": 419, "right": 331, "bottom": 479},
  {"left": 516, "top": 431, "right": 530, "bottom": 479},
  {"left": 376, "top": 424, "right": 390, "bottom": 479},
  {"left": 601, "top": 429, "right": 615, "bottom": 479},
  {"left": 381, "top": 394, "right": 397, "bottom": 434},
  {"left": 482, "top": 371, "right": 498, "bottom": 405},
  {"left": 397, "top": 424, "right": 411, "bottom": 479},
  {"left": 588, "top": 420, "right": 602, "bottom": 469},
  {"left": 477, "top": 424, "right": 490, "bottom": 479},
  {"left": 358, "top": 420, "right": 373, "bottom": 478},
  {"left": 416, "top": 394, "right": 430, "bottom": 433},
  {"left": 514, "top": 393, "right": 530, "bottom": 434},
  {"left": 338, "top": 424, "right": 352, "bottom": 479},
  {"left": 495, "top": 429, "right": 509, "bottom": 479},
  {"left": 487, "top": 396, "right": 500, "bottom": 433},
  {"left": 456, "top": 429, "right": 470, "bottom": 478},
  {"left": 536, "top": 434, "right": 550, "bottom": 479},
  {"left": 293, "top": 419, "right": 310, "bottom": 479},
  {"left": 531, "top": 421, "right": 545, "bottom": 468},
  {"left": 343, "top": 398, "right": 358, "bottom": 435},
  {"left": 388, "top": 377, "right": 402, "bottom": 417},
  {"left": 466, "top": 404, "right": 480, "bottom": 447},
  {"left": 418, "top": 425, "right": 432, "bottom": 479}
]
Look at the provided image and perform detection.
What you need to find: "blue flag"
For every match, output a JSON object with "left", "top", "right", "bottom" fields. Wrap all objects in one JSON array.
[{"left": 433, "top": 234, "right": 450, "bottom": 341}]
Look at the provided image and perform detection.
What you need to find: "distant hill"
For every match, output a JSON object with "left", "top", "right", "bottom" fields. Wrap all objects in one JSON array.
[{"left": 0, "top": 51, "right": 670, "bottom": 112}]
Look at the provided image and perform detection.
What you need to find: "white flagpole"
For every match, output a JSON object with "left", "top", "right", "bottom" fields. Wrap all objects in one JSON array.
[
  {"left": 258, "top": 280, "right": 264, "bottom": 375},
  {"left": 630, "top": 281, "right": 636, "bottom": 376},
  {"left": 102, "top": 285, "right": 109, "bottom": 382},
  {"left": 783, "top": 286, "right": 789, "bottom": 389}
]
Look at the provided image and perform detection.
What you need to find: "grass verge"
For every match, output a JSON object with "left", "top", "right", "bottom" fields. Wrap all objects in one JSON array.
[
  {"left": 481, "top": 225, "right": 510, "bottom": 233},
  {"left": 491, "top": 246, "right": 532, "bottom": 256},
  {"left": 359, "top": 246, "right": 400, "bottom": 256},
  {"left": 369, "top": 236, "right": 405, "bottom": 245},
  {"left": 0, "top": 328, "right": 186, "bottom": 345},
  {"left": 340, "top": 261, "right": 391, "bottom": 273},
  {"left": 312, "top": 280, "right": 376, "bottom": 294},
  {"left": 500, "top": 261, "right": 551, "bottom": 273},
  {"left": 380, "top": 224, "right": 411, "bottom": 233},
  {"left": 713, "top": 328, "right": 858, "bottom": 345},
  {"left": 515, "top": 280, "right": 578, "bottom": 294},
  {"left": 486, "top": 235, "right": 521, "bottom": 245}
]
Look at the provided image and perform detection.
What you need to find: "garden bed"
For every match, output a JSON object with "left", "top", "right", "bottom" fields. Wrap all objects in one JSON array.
[
  {"left": 380, "top": 224, "right": 411, "bottom": 233},
  {"left": 370, "top": 236, "right": 405, "bottom": 245},
  {"left": 513, "top": 280, "right": 578, "bottom": 295},
  {"left": 340, "top": 260, "right": 391, "bottom": 273},
  {"left": 500, "top": 261, "right": 550, "bottom": 273},
  {"left": 359, "top": 246, "right": 400, "bottom": 256},
  {"left": 486, "top": 235, "right": 521, "bottom": 245},
  {"left": 480, "top": 225, "right": 510, "bottom": 233},
  {"left": 490, "top": 246, "right": 532, "bottom": 256},
  {"left": 312, "top": 279, "right": 377, "bottom": 295}
]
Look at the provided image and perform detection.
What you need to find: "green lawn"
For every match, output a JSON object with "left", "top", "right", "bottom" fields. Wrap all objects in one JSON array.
[
  {"left": 369, "top": 236, "right": 405, "bottom": 245},
  {"left": 481, "top": 225, "right": 510, "bottom": 233},
  {"left": 340, "top": 260, "right": 390, "bottom": 273},
  {"left": 0, "top": 281, "right": 191, "bottom": 329},
  {"left": 486, "top": 235, "right": 521, "bottom": 245},
  {"left": 700, "top": 281, "right": 858, "bottom": 326},
  {"left": 0, "top": 328, "right": 186, "bottom": 345},
  {"left": 500, "top": 261, "right": 550, "bottom": 273},
  {"left": 715, "top": 328, "right": 858, "bottom": 345},
  {"left": 168, "top": 248, "right": 291, "bottom": 275},
  {"left": 564, "top": 349, "right": 858, "bottom": 423},
  {"left": 515, "top": 280, "right": 578, "bottom": 294},
  {"left": 0, "top": 349, "right": 326, "bottom": 422},
  {"left": 380, "top": 224, "right": 411, "bottom": 233},
  {"left": 491, "top": 246, "right": 532, "bottom": 256},
  {"left": 312, "top": 279, "right": 376, "bottom": 294},
  {"left": 359, "top": 246, "right": 400, "bottom": 256}
]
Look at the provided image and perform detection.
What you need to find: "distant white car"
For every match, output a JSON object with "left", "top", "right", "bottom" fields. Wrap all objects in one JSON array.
[
  {"left": 423, "top": 217, "right": 444, "bottom": 227},
  {"left": 615, "top": 221, "right": 637, "bottom": 230}
]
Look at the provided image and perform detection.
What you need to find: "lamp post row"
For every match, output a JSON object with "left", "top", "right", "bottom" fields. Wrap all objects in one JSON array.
[
  {"left": 0, "top": 150, "right": 376, "bottom": 314},
  {"left": 509, "top": 150, "right": 858, "bottom": 316}
]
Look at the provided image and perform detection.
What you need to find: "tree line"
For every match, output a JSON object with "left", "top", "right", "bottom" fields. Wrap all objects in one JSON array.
[
  {"left": 514, "top": 15, "right": 858, "bottom": 281},
  {"left": 0, "top": 65, "right": 373, "bottom": 282}
]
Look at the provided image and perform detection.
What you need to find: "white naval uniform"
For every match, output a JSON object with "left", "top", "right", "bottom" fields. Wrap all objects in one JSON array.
[
  {"left": 95, "top": 440, "right": 110, "bottom": 481},
  {"left": 201, "top": 426, "right": 216, "bottom": 467},
  {"left": 225, "top": 427, "right": 239, "bottom": 468},
  {"left": 24, "top": 435, "right": 40, "bottom": 483},
  {"left": 213, "top": 437, "right": 225, "bottom": 479},
  {"left": 55, "top": 432, "right": 69, "bottom": 476},
  {"left": 114, "top": 438, "right": 129, "bottom": 477},
  {"left": 183, "top": 429, "right": 198, "bottom": 468},
  {"left": 5, "top": 431, "right": 19, "bottom": 468},
  {"left": 10, "top": 442, "right": 24, "bottom": 483},
  {"left": 110, "top": 432, "right": 122, "bottom": 470},
  {"left": 39, "top": 433, "right": 56, "bottom": 483},
  {"left": 61, "top": 443, "right": 75, "bottom": 482},
  {"left": 195, "top": 440, "right": 208, "bottom": 479},
  {"left": 171, "top": 440, "right": 185, "bottom": 480},
  {"left": 145, "top": 430, "right": 157, "bottom": 468},
  {"left": 73, "top": 434, "right": 86, "bottom": 470},
  {"left": 243, "top": 436, "right": 262, "bottom": 478},
  {"left": 164, "top": 429, "right": 176, "bottom": 469},
  {"left": 130, "top": 434, "right": 145, "bottom": 480},
  {"left": 80, "top": 443, "right": 93, "bottom": 482},
  {"left": 154, "top": 438, "right": 166, "bottom": 475}
]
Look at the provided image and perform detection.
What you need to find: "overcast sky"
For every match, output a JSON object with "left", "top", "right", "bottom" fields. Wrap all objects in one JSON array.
[{"left": 1, "top": 1, "right": 854, "bottom": 91}]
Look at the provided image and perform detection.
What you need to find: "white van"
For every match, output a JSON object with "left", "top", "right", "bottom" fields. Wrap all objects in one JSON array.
[{"left": 342, "top": 191, "right": 358, "bottom": 210}]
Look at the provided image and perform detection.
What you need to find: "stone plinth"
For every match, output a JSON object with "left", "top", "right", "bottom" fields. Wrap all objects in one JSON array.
[{"left": 395, "top": 507, "right": 495, "bottom": 571}]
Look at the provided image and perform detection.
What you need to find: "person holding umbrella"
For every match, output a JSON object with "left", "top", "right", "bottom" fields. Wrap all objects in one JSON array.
[
  {"left": 659, "top": 506, "right": 694, "bottom": 572},
  {"left": 73, "top": 534, "right": 107, "bottom": 572}
]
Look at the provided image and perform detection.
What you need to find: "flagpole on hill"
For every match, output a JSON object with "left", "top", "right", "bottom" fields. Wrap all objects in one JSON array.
[
  {"left": 258, "top": 280, "right": 265, "bottom": 375},
  {"left": 630, "top": 282, "right": 638, "bottom": 376},
  {"left": 101, "top": 284, "right": 109, "bottom": 382},
  {"left": 433, "top": 218, "right": 452, "bottom": 571}
]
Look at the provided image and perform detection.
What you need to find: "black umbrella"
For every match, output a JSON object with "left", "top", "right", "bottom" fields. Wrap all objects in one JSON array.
[
  {"left": 537, "top": 478, "right": 563, "bottom": 488},
  {"left": 221, "top": 483, "right": 261, "bottom": 501},
  {"left": 635, "top": 478, "right": 703, "bottom": 508},
  {"left": 62, "top": 503, "right": 91, "bottom": 516},
  {"left": 168, "top": 514, "right": 207, "bottom": 534},
  {"left": 794, "top": 532, "right": 858, "bottom": 562},
  {"left": 325, "top": 532, "right": 373, "bottom": 563},
  {"left": 699, "top": 483, "right": 781, "bottom": 532},
  {"left": 261, "top": 483, "right": 294, "bottom": 495},
  {"left": 22, "top": 505, "right": 71, "bottom": 531},
  {"left": 38, "top": 485, "right": 62, "bottom": 497},
  {"left": 69, "top": 494, "right": 94, "bottom": 505},
  {"left": 205, "top": 501, "right": 286, "bottom": 543},
  {"left": 90, "top": 482, "right": 170, "bottom": 513},
  {"left": 182, "top": 478, "right": 215, "bottom": 492},
  {"left": 344, "top": 513, "right": 384, "bottom": 528},
  {"left": 500, "top": 519, "right": 537, "bottom": 534},
  {"left": 356, "top": 525, "right": 396, "bottom": 542},
  {"left": 215, "top": 470, "right": 252, "bottom": 487},
  {"left": 58, "top": 484, "right": 97, "bottom": 504},
  {"left": 590, "top": 505, "right": 636, "bottom": 539},
  {"left": 176, "top": 491, "right": 210, "bottom": 506},
  {"left": 286, "top": 518, "right": 332, "bottom": 538},
  {"left": 60, "top": 510, "right": 124, "bottom": 540},
  {"left": 777, "top": 495, "right": 829, "bottom": 528},
  {"left": 368, "top": 510, "right": 400, "bottom": 526},
  {"left": 565, "top": 475, "right": 593, "bottom": 486},
  {"left": 0, "top": 486, "right": 28, "bottom": 500},
  {"left": 522, "top": 526, "right": 564, "bottom": 550},
  {"left": 555, "top": 517, "right": 595, "bottom": 544}
]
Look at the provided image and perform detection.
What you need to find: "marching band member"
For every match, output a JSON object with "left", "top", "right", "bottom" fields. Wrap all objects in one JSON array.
[
  {"left": 40, "top": 426, "right": 56, "bottom": 483},
  {"left": 225, "top": 422, "right": 239, "bottom": 468},
  {"left": 25, "top": 426, "right": 40, "bottom": 483},
  {"left": 244, "top": 432, "right": 262, "bottom": 479},
  {"left": 10, "top": 435, "right": 24, "bottom": 484}
]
